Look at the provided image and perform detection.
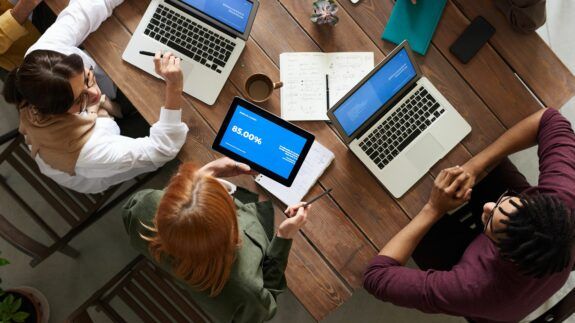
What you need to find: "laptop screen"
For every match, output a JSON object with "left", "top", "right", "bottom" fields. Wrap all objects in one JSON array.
[
  {"left": 180, "top": 0, "right": 254, "bottom": 33},
  {"left": 333, "top": 48, "right": 417, "bottom": 136}
]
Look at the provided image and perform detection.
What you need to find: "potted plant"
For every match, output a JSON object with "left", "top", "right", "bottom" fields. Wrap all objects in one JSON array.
[
  {"left": 0, "top": 253, "right": 49, "bottom": 323},
  {"left": 311, "top": 0, "right": 339, "bottom": 26}
]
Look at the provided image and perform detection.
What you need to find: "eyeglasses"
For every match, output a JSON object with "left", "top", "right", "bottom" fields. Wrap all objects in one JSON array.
[
  {"left": 483, "top": 189, "right": 519, "bottom": 234},
  {"left": 72, "top": 66, "right": 96, "bottom": 113}
]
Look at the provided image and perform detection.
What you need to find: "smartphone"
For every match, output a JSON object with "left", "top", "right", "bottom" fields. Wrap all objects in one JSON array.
[{"left": 450, "top": 16, "right": 495, "bottom": 64}]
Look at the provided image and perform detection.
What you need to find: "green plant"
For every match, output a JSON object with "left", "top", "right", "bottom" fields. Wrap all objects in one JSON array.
[{"left": 0, "top": 253, "right": 29, "bottom": 323}]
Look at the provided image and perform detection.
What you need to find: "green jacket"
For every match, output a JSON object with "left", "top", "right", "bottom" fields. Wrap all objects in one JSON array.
[{"left": 122, "top": 187, "right": 292, "bottom": 323}]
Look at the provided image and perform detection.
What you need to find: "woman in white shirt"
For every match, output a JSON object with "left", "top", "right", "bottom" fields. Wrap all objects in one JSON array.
[{"left": 2, "top": 0, "right": 189, "bottom": 194}]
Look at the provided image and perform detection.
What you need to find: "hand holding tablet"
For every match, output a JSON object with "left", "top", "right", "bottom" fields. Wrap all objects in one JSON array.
[
  {"left": 198, "top": 157, "right": 258, "bottom": 177},
  {"left": 212, "top": 97, "right": 315, "bottom": 187}
]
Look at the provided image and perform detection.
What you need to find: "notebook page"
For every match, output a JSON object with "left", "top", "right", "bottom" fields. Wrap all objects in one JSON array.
[
  {"left": 327, "top": 52, "right": 374, "bottom": 107},
  {"left": 280, "top": 52, "right": 328, "bottom": 121},
  {"left": 255, "top": 141, "right": 335, "bottom": 206}
]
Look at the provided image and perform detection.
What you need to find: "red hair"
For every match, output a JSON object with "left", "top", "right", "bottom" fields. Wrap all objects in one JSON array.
[{"left": 143, "top": 162, "right": 239, "bottom": 296}]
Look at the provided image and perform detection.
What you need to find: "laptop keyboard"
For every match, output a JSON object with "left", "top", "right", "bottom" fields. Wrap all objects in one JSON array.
[
  {"left": 358, "top": 87, "right": 446, "bottom": 170},
  {"left": 144, "top": 4, "right": 237, "bottom": 74}
]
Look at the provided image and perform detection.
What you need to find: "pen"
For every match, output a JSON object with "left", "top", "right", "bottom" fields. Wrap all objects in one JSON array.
[
  {"left": 139, "top": 50, "right": 183, "bottom": 60},
  {"left": 303, "top": 188, "right": 332, "bottom": 207}
]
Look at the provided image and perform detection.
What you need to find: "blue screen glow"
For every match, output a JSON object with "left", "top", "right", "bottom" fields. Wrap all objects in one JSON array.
[
  {"left": 181, "top": 0, "right": 253, "bottom": 33},
  {"left": 220, "top": 106, "right": 307, "bottom": 179},
  {"left": 333, "top": 48, "right": 417, "bottom": 136}
]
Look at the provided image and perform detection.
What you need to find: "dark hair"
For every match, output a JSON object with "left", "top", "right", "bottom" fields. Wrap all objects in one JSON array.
[
  {"left": 496, "top": 194, "right": 575, "bottom": 278},
  {"left": 3, "top": 50, "right": 85, "bottom": 115}
]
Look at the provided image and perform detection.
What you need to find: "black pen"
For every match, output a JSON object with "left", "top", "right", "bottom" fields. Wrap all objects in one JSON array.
[
  {"left": 303, "top": 188, "right": 332, "bottom": 207},
  {"left": 139, "top": 50, "right": 183, "bottom": 60}
]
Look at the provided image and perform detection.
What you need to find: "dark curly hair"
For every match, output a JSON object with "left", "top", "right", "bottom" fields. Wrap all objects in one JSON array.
[{"left": 495, "top": 194, "right": 575, "bottom": 278}]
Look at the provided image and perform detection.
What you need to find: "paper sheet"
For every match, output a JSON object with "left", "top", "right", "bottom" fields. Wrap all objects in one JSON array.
[
  {"left": 280, "top": 52, "right": 374, "bottom": 121},
  {"left": 327, "top": 52, "right": 374, "bottom": 107},
  {"left": 255, "top": 141, "right": 334, "bottom": 206},
  {"left": 280, "top": 53, "right": 327, "bottom": 121}
]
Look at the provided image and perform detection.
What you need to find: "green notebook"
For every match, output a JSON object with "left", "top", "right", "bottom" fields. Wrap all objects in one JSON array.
[{"left": 382, "top": 0, "right": 447, "bottom": 55}]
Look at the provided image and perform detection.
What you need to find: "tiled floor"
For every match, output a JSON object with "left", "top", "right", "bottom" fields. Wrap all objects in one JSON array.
[{"left": 1, "top": 2, "right": 575, "bottom": 322}]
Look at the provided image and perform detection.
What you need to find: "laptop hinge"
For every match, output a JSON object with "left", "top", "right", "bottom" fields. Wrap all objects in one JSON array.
[
  {"left": 354, "top": 81, "right": 419, "bottom": 140},
  {"left": 166, "top": 0, "right": 238, "bottom": 39}
]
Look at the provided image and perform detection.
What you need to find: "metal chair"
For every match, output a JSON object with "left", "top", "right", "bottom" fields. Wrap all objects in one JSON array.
[
  {"left": 66, "top": 255, "right": 209, "bottom": 323},
  {"left": 0, "top": 129, "right": 157, "bottom": 267}
]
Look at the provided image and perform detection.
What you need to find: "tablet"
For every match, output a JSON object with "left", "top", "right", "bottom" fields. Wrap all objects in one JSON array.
[{"left": 212, "top": 97, "right": 315, "bottom": 187}]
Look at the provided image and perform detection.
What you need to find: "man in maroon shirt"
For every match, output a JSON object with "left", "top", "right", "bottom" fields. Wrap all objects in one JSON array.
[{"left": 363, "top": 108, "right": 575, "bottom": 322}]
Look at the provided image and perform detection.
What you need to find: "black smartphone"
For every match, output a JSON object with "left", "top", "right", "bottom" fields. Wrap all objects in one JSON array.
[{"left": 450, "top": 16, "right": 495, "bottom": 64}]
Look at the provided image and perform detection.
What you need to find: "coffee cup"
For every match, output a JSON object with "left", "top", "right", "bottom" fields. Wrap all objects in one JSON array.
[{"left": 245, "top": 73, "right": 283, "bottom": 103}]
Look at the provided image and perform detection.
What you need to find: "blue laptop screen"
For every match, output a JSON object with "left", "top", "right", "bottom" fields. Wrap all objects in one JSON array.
[
  {"left": 333, "top": 48, "right": 417, "bottom": 136},
  {"left": 220, "top": 105, "right": 307, "bottom": 179},
  {"left": 180, "top": 0, "right": 253, "bottom": 33}
]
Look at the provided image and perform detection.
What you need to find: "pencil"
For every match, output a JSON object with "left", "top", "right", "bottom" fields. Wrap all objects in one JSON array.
[
  {"left": 303, "top": 188, "right": 333, "bottom": 207},
  {"left": 139, "top": 50, "right": 183, "bottom": 60}
]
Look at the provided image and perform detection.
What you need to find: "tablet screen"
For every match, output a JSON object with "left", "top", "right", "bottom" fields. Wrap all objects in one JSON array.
[{"left": 213, "top": 98, "right": 314, "bottom": 186}]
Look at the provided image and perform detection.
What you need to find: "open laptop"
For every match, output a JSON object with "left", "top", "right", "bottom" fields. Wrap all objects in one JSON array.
[
  {"left": 122, "top": 0, "right": 259, "bottom": 105},
  {"left": 327, "top": 41, "right": 471, "bottom": 198}
]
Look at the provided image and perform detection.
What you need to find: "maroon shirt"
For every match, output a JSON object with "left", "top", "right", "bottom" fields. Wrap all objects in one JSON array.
[{"left": 363, "top": 109, "right": 575, "bottom": 323}]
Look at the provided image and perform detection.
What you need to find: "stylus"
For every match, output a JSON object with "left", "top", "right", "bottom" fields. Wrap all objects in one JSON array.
[{"left": 303, "top": 188, "right": 333, "bottom": 207}]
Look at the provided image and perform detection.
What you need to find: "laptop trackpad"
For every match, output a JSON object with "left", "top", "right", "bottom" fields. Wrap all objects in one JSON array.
[{"left": 406, "top": 134, "right": 445, "bottom": 170}]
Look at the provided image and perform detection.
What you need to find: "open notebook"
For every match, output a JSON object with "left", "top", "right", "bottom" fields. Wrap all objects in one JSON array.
[
  {"left": 255, "top": 141, "right": 335, "bottom": 206},
  {"left": 280, "top": 52, "right": 374, "bottom": 121}
]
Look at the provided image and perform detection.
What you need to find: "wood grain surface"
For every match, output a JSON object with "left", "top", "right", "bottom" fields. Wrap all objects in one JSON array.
[{"left": 43, "top": 0, "right": 575, "bottom": 320}]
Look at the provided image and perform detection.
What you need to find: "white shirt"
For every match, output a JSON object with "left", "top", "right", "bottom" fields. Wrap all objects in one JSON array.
[{"left": 25, "top": 0, "right": 189, "bottom": 194}]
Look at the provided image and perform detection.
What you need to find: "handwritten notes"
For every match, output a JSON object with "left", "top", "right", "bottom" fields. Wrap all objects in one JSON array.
[
  {"left": 280, "top": 52, "right": 374, "bottom": 121},
  {"left": 255, "top": 141, "right": 335, "bottom": 206}
]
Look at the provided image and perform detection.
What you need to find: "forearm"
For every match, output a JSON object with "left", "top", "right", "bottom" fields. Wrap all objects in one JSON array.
[
  {"left": 11, "top": 1, "right": 40, "bottom": 25},
  {"left": 379, "top": 204, "right": 441, "bottom": 265},
  {"left": 467, "top": 109, "right": 546, "bottom": 174},
  {"left": 263, "top": 236, "right": 292, "bottom": 294},
  {"left": 164, "top": 85, "right": 182, "bottom": 110}
]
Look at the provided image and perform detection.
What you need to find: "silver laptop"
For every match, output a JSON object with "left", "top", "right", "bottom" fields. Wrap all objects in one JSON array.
[
  {"left": 122, "top": 0, "right": 259, "bottom": 105},
  {"left": 327, "top": 42, "right": 471, "bottom": 198}
]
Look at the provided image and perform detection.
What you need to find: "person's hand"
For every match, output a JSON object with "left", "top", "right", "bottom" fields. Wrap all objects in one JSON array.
[
  {"left": 278, "top": 202, "right": 311, "bottom": 239},
  {"left": 426, "top": 166, "right": 472, "bottom": 215},
  {"left": 198, "top": 157, "right": 257, "bottom": 178},
  {"left": 11, "top": 0, "right": 43, "bottom": 25},
  {"left": 411, "top": 0, "right": 417, "bottom": 4},
  {"left": 154, "top": 51, "right": 183, "bottom": 109},
  {"left": 456, "top": 163, "right": 478, "bottom": 199},
  {"left": 154, "top": 51, "right": 183, "bottom": 89}
]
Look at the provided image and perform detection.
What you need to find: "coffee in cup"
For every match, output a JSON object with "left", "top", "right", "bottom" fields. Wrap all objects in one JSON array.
[{"left": 245, "top": 73, "right": 283, "bottom": 103}]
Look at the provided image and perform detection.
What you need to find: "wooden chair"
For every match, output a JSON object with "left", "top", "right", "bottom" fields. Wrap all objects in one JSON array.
[
  {"left": 66, "top": 255, "right": 209, "bottom": 323},
  {"left": 0, "top": 130, "right": 158, "bottom": 267}
]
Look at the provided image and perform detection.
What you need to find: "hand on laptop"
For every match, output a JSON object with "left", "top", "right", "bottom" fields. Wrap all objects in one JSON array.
[
  {"left": 154, "top": 51, "right": 183, "bottom": 109},
  {"left": 426, "top": 166, "right": 472, "bottom": 215},
  {"left": 199, "top": 157, "right": 258, "bottom": 178}
]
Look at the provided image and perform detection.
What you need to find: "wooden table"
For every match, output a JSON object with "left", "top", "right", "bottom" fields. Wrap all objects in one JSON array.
[{"left": 45, "top": 0, "right": 575, "bottom": 320}]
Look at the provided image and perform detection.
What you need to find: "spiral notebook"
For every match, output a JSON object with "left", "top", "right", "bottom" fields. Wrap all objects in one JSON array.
[{"left": 255, "top": 141, "right": 334, "bottom": 206}]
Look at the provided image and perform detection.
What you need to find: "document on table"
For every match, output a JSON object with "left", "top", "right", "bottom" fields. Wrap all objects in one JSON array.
[
  {"left": 255, "top": 141, "right": 335, "bottom": 206},
  {"left": 280, "top": 52, "right": 374, "bottom": 121}
]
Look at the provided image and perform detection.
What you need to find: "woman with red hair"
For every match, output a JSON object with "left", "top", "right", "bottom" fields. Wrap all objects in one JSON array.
[{"left": 122, "top": 157, "right": 311, "bottom": 323}]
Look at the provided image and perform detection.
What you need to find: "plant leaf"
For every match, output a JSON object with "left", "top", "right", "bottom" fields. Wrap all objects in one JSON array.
[
  {"left": 12, "top": 297, "right": 22, "bottom": 313},
  {"left": 0, "top": 258, "right": 9, "bottom": 266},
  {"left": 13, "top": 311, "right": 30, "bottom": 322}
]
